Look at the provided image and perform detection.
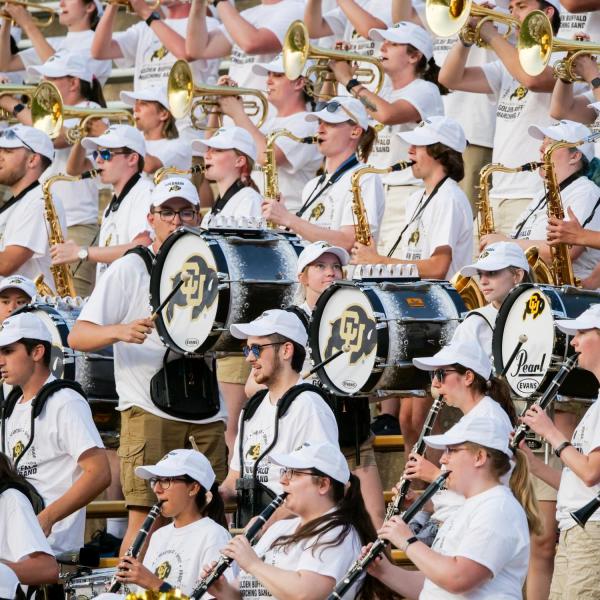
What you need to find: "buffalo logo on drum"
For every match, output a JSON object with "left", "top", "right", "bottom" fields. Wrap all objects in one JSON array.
[
  {"left": 522, "top": 292, "right": 545, "bottom": 320},
  {"left": 155, "top": 561, "right": 172, "bottom": 580},
  {"left": 12, "top": 440, "right": 24, "bottom": 461},
  {"left": 165, "top": 255, "right": 218, "bottom": 323},
  {"left": 325, "top": 305, "right": 376, "bottom": 364}
]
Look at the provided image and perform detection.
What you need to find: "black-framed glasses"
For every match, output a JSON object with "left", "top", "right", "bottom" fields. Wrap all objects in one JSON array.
[
  {"left": 314, "top": 101, "right": 358, "bottom": 125},
  {"left": 149, "top": 476, "right": 188, "bottom": 490},
  {"left": 432, "top": 368, "right": 459, "bottom": 382},
  {"left": 242, "top": 342, "right": 283, "bottom": 358},
  {"left": 279, "top": 468, "right": 316, "bottom": 480},
  {"left": 0, "top": 128, "right": 35, "bottom": 153},
  {"left": 152, "top": 208, "right": 198, "bottom": 223},
  {"left": 92, "top": 148, "right": 133, "bottom": 162}
]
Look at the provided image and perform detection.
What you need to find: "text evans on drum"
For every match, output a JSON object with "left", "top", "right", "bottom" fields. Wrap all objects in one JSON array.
[
  {"left": 309, "top": 280, "right": 465, "bottom": 395},
  {"left": 150, "top": 226, "right": 304, "bottom": 355}
]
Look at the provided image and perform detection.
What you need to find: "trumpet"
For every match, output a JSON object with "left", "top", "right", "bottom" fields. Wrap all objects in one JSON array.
[
  {"left": 282, "top": 20, "right": 384, "bottom": 99},
  {"left": 0, "top": 0, "right": 58, "bottom": 27},
  {"left": 0, "top": 84, "right": 36, "bottom": 121},
  {"left": 31, "top": 81, "right": 134, "bottom": 142},
  {"left": 103, "top": 0, "right": 159, "bottom": 12},
  {"left": 167, "top": 59, "right": 268, "bottom": 130},
  {"left": 426, "top": 0, "right": 519, "bottom": 47},
  {"left": 518, "top": 9, "right": 600, "bottom": 80}
]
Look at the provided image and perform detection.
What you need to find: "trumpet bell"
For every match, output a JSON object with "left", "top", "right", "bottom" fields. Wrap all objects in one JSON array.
[
  {"left": 167, "top": 59, "right": 194, "bottom": 120},
  {"left": 425, "top": 0, "right": 471, "bottom": 37},
  {"left": 517, "top": 10, "right": 552, "bottom": 77},
  {"left": 31, "top": 81, "right": 63, "bottom": 139},
  {"left": 283, "top": 20, "right": 310, "bottom": 81}
]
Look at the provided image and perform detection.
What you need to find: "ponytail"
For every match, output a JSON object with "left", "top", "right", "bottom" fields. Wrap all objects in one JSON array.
[
  {"left": 234, "top": 150, "right": 260, "bottom": 192},
  {"left": 82, "top": 0, "right": 100, "bottom": 30},
  {"left": 357, "top": 125, "right": 377, "bottom": 163},
  {"left": 407, "top": 45, "right": 449, "bottom": 96},
  {"left": 194, "top": 480, "right": 227, "bottom": 529},
  {"left": 509, "top": 449, "right": 544, "bottom": 536},
  {"left": 79, "top": 77, "right": 107, "bottom": 108}
]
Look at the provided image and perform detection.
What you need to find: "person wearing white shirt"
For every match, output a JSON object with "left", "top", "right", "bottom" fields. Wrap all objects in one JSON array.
[
  {"left": 68, "top": 177, "right": 227, "bottom": 557},
  {"left": 263, "top": 96, "right": 385, "bottom": 251},
  {"left": 520, "top": 304, "right": 600, "bottom": 600},
  {"left": 0, "top": 312, "right": 110, "bottom": 554},
  {"left": 0, "top": 125, "right": 67, "bottom": 292}
]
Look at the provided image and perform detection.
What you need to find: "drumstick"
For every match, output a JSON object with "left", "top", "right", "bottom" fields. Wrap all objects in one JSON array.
[
  {"left": 302, "top": 344, "right": 350, "bottom": 380},
  {"left": 150, "top": 271, "right": 191, "bottom": 321},
  {"left": 189, "top": 435, "right": 200, "bottom": 452},
  {"left": 500, "top": 334, "right": 528, "bottom": 378}
]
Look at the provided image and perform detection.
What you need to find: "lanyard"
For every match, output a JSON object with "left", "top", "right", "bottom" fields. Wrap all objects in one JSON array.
[
  {"left": 0, "top": 181, "right": 39, "bottom": 216},
  {"left": 211, "top": 179, "right": 245, "bottom": 216},
  {"left": 104, "top": 173, "right": 141, "bottom": 218}
]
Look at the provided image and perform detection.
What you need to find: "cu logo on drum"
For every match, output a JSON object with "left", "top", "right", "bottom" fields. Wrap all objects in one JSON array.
[
  {"left": 325, "top": 304, "right": 376, "bottom": 364},
  {"left": 522, "top": 292, "right": 546, "bottom": 320}
]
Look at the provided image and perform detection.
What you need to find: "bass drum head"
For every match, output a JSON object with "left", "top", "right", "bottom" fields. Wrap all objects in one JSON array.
[{"left": 151, "top": 227, "right": 220, "bottom": 354}]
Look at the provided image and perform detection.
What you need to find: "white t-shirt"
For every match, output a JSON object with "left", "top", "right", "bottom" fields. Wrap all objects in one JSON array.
[
  {"left": 510, "top": 175, "right": 600, "bottom": 279},
  {"left": 139, "top": 517, "right": 233, "bottom": 595},
  {"left": 78, "top": 251, "right": 226, "bottom": 424},
  {"left": 299, "top": 159, "right": 386, "bottom": 242},
  {"left": 0, "top": 488, "right": 54, "bottom": 560},
  {"left": 2, "top": 376, "right": 104, "bottom": 554},
  {"left": 556, "top": 397, "right": 600, "bottom": 530},
  {"left": 251, "top": 112, "right": 321, "bottom": 214},
  {"left": 422, "top": 485, "right": 530, "bottom": 600},
  {"left": 230, "top": 381, "right": 338, "bottom": 495},
  {"left": 450, "top": 304, "right": 498, "bottom": 365},
  {"left": 394, "top": 177, "right": 473, "bottom": 279},
  {"left": 200, "top": 185, "right": 263, "bottom": 228},
  {"left": 145, "top": 138, "right": 193, "bottom": 173},
  {"left": 223, "top": 0, "right": 305, "bottom": 92},
  {"left": 238, "top": 516, "right": 364, "bottom": 600},
  {"left": 369, "top": 80, "right": 444, "bottom": 186},
  {"left": 0, "top": 182, "right": 67, "bottom": 292}
]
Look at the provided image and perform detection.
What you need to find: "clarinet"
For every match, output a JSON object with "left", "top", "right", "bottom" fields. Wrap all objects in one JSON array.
[
  {"left": 107, "top": 501, "right": 163, "bottom": 593},
  {"left": 386, "top": 394, "right": 445, "bottom": 520},
  {"left": 191, "top": 492, "right": 288, "bottom": 599},
  {"left": 511, "top": 354, "right": 579, "bottom": 450},
  {"left": 328, "top": 471, "right": 450, "bottom": 600}
]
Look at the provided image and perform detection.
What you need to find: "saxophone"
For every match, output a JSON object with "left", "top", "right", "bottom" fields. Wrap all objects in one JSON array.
[
  {"left": 37, "top": 170, "right": 97, "bottom": 297},
  {"left": 350, "top": 160, "right": 414, "bottom": 246}
]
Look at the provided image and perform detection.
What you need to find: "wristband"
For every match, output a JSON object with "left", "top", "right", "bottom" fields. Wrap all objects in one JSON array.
[
  {"left": 346, "top": 78, "right": 361, "bottom": 94},
  {"left": 145, "top": 10, "right": 161, "bottom": 26},
  {"left": 12, "top": 103, "right": 25, "bottom": 118},
  {"left": 554, "top": 441, "right": 572, "bottom": 458},
  {"left": 403, "top": 536, "right": 418, "bottom": 551},
  {"left": 158, "top": 582, "right": 173, "bottom": 593},
  {"left": 591, "top": 77, "right": 600, "bottom": 89}
]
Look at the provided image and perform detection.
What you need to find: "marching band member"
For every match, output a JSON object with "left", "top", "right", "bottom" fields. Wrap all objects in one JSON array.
[
  {"left": 0, "top": 312, "right": 110, "bottom": 553},
  {"left": 203, "top": 441, "right": 390, "bottom": 600},
  {"left": 368, "top": 416, "right": 535, "bottom": 599},
  {"left": 0, "top": 125, "right": 66, "bottom": 291},
  {"left": 0, "top": 275, "right": 35, "bottom": 322},
  {"left": 113, "top": 449, "right": 231, "bottom": 595},
  {"left": 0, "top": 453, "right": 59, "bottom": 586},
  {"left": 68, "top": 177, "right": 227, "bottom": 556},
  {"left": 219, "top": 309, "right": 338, "bottom": 527},
  {"left": 520, "top": 304, "right": 600, "bottom": 599},
  {"left": 262, "top": 96, "right": 385, "bottom": 251}
]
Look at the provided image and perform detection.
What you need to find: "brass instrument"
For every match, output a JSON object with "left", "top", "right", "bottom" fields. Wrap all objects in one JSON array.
[
  {"left": 518, "top": 10, "right": 600, "bottom": 80},
  {"left": 167, "top": 59, "right": 268, "bottom": 130},
  {"left": 282, "top": 20, "right": 384, "bottom": 99},
  {"left": 31, "top": 81, "right": 134, "bottom": 142},
  {"left": 153, "top": 164, "right": 205, "bottom": 185},
  {"left": 0, "top": 83, "right": 36, "bottom": 121},
  {"left": 103, "top": 0, "right": 159, "bottom": 12},
  {"left": 350, "top": 161, "right": 414, "bottom": 246},
  {"left": 0, "top": 0, "right": 58, "bottom": 27},
  {"left": 426, "top": 0, "right": 519, "bottom": 47}
]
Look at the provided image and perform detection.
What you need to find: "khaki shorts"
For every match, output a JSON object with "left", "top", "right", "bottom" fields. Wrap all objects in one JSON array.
[
  {"left": 532, "top": 455, "right": 561, "bottom": 502},
  {"left": 550, "top": 522, "right": 600, "bottom": 600},
  {"left": 118, "top": 406, "right": 227, "bottom": 508},
  {"left": 555, "top": 398, "right": 589, "bottom": 418},
  {"left": 343, "top": 435, "right": 378, "bottom": 470},
  {"left": 67, "top": 222, "right": 99, "bottom": 298},
  {"left": 217, "top": 355, "right": 251, "bottom": 385}
]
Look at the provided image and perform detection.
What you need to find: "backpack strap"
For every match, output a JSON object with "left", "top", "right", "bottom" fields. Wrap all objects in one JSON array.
[
  {"left": 464, "top": 309, "right": 494, "bottom": 331},
  {"left": 276, "top": 382, "right": 330, "bottom": 418},
  {"left": 124, "top": 245, "right": 154, "bottom": 275}
]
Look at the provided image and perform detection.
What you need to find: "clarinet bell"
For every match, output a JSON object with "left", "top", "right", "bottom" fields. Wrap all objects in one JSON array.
[{"left": 570, "top": 495, "right": 600, "bottom": 528}]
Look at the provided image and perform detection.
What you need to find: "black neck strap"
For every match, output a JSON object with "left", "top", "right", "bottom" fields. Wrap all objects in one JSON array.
[
  {"left": 104, "top": 173, "right": 141, "bottom": 218},
  {"left": 211, "top": 179, "right": 245, "bottom": 216},
  {"left": 0, "top": 181, "right": 40, "bottom": 216}
]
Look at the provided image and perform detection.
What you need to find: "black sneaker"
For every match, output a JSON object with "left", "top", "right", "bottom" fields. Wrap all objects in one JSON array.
[
  {"left": 371, "top": 413, "right": 401, "bottom": 435},
  {"left": 85, "top": 529, "right": 122, "bottom": 558}
]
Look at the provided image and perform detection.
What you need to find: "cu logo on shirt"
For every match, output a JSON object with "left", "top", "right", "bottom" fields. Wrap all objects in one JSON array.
[
  {"left": 324, "top": 304, "right": 376, "bottom": 364},
  {"left": 155, "top": 561, "right": 172, "bottom": 580},
  {"left": 12, "top": 440, "right": 25, "bottom": 461}
]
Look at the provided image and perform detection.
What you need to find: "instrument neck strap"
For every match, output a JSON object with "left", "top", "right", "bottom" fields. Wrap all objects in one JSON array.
[
  {"left": 296, "top": 154, "right": 359, "bottom": 219},
  {"left": 513, "top": 170, "right": 581, "bottom": 239},
  {"left": 582, "top": 195, "right": 600, "bottom": 228},
  {"left": 0, "top": 181, "right": 40, "bottom": 215},
  {"left": 212, "top": 179, "right": 245, "bottom": 216},
  {"left": 104, "top": 172, "right": 141, "bottom": 218},
  {"left": 387, "top": 176, "right": 449, "bottom": 257}
]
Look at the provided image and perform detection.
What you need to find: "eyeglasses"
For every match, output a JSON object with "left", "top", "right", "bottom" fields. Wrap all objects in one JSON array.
[
  {"left": 152, "top": 208, "right": 198, "bottom": 223},
  {"left": 443, "top": 446, "right": 471, "bottom": 455},
  {"left": 242, "top": 342, "right": 283, "bottom": 358},
  {"left": 432, "top": 368, "right": 459, "bottom": 382},
  {"left": 0, "top": 128, "right": 35, "bottom": 153},
  {"left": 315, "top": 101, "right": 359, "bottom": 126},
  {"left": 149, "top": 476, "right": 188, "bottom": 490},
  {"left": 279, "top": 468, "right": 316, "bottom": 480},
  {"left": 92, "top": 148, "right": 133, "bottom": 162}
]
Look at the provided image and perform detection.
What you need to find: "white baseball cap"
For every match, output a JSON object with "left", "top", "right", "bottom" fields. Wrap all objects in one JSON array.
[
  {"left": 270, "top": 440, "right": 350, "bottom": 484},
  {"left": 398, "top": 116, "right": 467, "bottom": 153},
  {"left": 0, "top": 564, "right": 19, "bottom": 599},
  {"left": 252, "top": 53, "right": 287, "bottom": 76},
  {"left": 424, "top": 416, "right": 512, "bottom": 458},
  {"left": 555, "top": 303, "right": 600, "bottom": 335},
  {"left": 191, "top": 126, "right": 257, "bottom": 162},
  {"left": 0, "top": 275, "right": 36, "bottom": 299},
  {"left": 0, "top": 312, "right": 53, "bottom": 347},
  {"left": 297, "top": 241, "right": 349, "bottom": 275},
  {"left": 152, "top": 177, "right": 200, "bottom": 207},
  {"left": 542, "top": 0, "right": 561, "bottom": 11},
  {"left": 81, "top": 124, "right": 146, "bottom": 158},
  {"left": 135, "top": 448, "right": 216, "bottom": 491},
  {"left": 27, "top": 51, "right": 94, "bottom": 83},
  {"left": 120, "top": 86, "right": 170, "bottom": 112},
  {"left": 528, "top": 120, "right": 594, "bottom": 161},
  {"left": 0, "top": 125, "right": 54, "bottom": 161},
  {"left": 230, "top": 309, "right": 308, "bottom": 346},
  {"left": 413, "top": 339, "right": 492, "bottom": 380},
  {"left": 461, "top": 242, "right": 529, "bottom": 277},
  {"left": 306, "top": 96, "right": 369, "bottom": 131},
  {"left": 369, "top": 21, "right": 433, "bottom": 61}
]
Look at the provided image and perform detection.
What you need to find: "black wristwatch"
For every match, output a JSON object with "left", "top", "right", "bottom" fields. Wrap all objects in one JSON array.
[
  {"left": 346, "top": 78, "right": 361, "bottom": 94},
  {"left": 12, "top": 103, "right": 25, "bottom": 117},
  {"left": 591, "top": 77, "right": 600, "bottom": 89},
  {"left": 145, "top": 10, "right": 161, "bottom": 26},
  {"left": 403, "top": 536, "right": 418, "bottom": 551},
  {"left": 554, "top": 441, "right": 572, "bottom": 458}
]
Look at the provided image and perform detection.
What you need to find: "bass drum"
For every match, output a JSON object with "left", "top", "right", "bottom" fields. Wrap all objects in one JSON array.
[
  {"left": 309, "top": 280, "right": 465, "bottom": 395},
  {"left": 64, "top": 567, "right": 125, "bottom": 599},
  {"left": 493, "top": 283, "right": 600, "bottom": 400},
  {"left": 150, "top": 226, "right": 304, "bottom": 354}
]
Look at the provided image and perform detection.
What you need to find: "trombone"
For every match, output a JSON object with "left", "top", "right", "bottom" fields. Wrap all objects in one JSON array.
[
  {"left": 518, "top": 9, "right": 600, "bottom": 80},
  {"left": 426, "top": 0, "right": 519, "bottom": 47},
  {"left": 282, "top": 20, "right": 384, "bottom": 99},
  {"left": 31, "top": 81, "right": 135, "bottom": 142},
  {"left": 167, "top": 59, "right": 269, "bottom": 130},
  {"left": 0, "top": 0, "right": 58, "bottom": 27}
]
